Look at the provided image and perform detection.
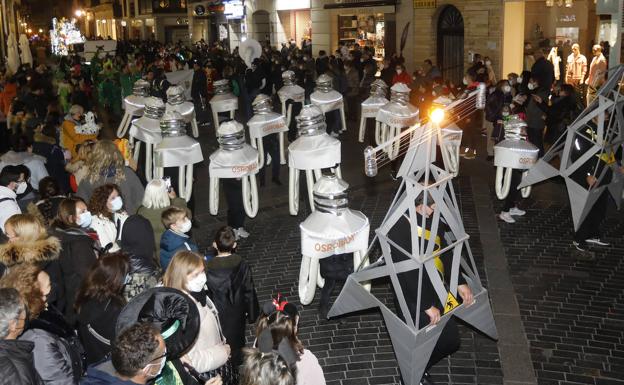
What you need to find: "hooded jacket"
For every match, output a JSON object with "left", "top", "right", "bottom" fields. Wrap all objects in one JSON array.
[
  {"left": 0, "top": 236, "right": 63, "bottom": 310},
  {"left": 204, "top": 254, "right": 259, "bottom": 366},
  {"left": 19, "top": 306, "right": 83, "bottom": 385},
  {"left": 49, "top": 226, "right": 99, "bottom": 326},
  {"left": 0, "top": 339, "right": 43, "bottom": 385}
]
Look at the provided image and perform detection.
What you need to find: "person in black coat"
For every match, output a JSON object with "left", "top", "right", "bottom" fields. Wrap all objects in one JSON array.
[
  {"left": 389, "top": 197, "right": 475, "bottom": 383},
  {"left": 205, "top": 226, "right": 259, "bottom": 368},
  {"left": 530, "top": 48, "right": 555, "bottom": 94},
  {"left": 190, "top": 60, "right": 208, "bottom": 110},
  {"left": 49, "top": 197, "right": 99, "bottom": 326},
  {"left": 74, "top": 252, "right": 129, "bottom": 366},
  {"left": 545, "top": 84, "right": 578, "bottom": 145},
  {"left": 0, "top": 287, "right": 42, "bottom": 385}
]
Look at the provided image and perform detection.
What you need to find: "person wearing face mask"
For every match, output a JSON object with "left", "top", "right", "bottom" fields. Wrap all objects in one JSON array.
[
  {"left": 61, "top": 104, "right": 97, "bottom": 159},
  {"left": 81, "top": 322, "right": 169, "bottom": 385},
  {"left": 524, "top": 76, "right": 550, "bottom": 156},
  {"left": 88, "top": 184, "right": 129, "bottom": 254},
  {"left": 545, "top": 84, "right": 578, "bottom": 145},
  {"left": 159, "top": 206, "right": 199, "bottom": 271},
  {"left": 49, "top": 197, "right": 99, "bottom": 325},
  {"left": 0, "top": 165, "right": 25, "bottom": 234},
  {"left": 392, "top": 64, "right": 411, "bottom": 85},
  {"left": 164, "top": 251, "right": 232, "bottom": 382},
  {"left": 485, "top": 80, "right": 514, "bottom": 159},
  {"left": 0, "top": 264, "right": 84, "bottom": 385}
]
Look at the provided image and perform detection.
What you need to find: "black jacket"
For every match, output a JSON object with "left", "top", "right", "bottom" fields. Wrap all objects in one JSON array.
[
  {"left": 191, "top": 68, "right": 208, "bottom": 101},
  {"left": 50, "top": 226, "right": 99, "bottom": 326},
  {"left": 0, "top": 339, "right": 42, "bottom": 385},
  {"left": 119, "top": 215, "right": 159, "bottom": 275},
  {"left": 205, "top": 254, "right": 259, "bottom": 365},
  {"left": 530, "top": 57, "right": 555, "bottom": 91},
  {"left": 77, "top": 298, "right": 123, "bottom": 366},
  {"left": 389, "top": 215, "right": 467, "bottom": 328}
]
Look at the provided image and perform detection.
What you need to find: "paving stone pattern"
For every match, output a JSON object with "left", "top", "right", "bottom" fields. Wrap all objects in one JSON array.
[
  {"left": 193, "top": 176, "right": 503, "bottom": 385},
  {"left": 493, "top": 190, "right": 624, "bottom": 385}
]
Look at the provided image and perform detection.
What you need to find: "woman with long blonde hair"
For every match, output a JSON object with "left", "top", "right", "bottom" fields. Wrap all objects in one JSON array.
[
  {"left": 76, "top": 140, "right": 144, "bottom": 214},
  {"left": 163, "top": 250, "right": 232, "bottom": 383}
]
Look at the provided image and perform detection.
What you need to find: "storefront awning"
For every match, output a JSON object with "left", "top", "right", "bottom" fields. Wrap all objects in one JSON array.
[{"left": 324, "top": 0, "right": 396, "bottom": 9}]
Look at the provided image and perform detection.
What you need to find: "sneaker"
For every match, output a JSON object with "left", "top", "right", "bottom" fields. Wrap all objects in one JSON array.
[
  {"left": 499, "top": 212, "right": 516, "bottom": 223},
  {"left": 573, "top": 241, "right": 587, "bottom": 252},
  {"left": 585, "top": 238, "right": 610, "bottom": 246},
  {"left": 266, "top": 153, "right": 272, "bottom": 165},
  {"left": 459, "top": 147, "right": 469, "bottom": 158},
  {"left": 509, "top": 207, "right": 526, "bottom": 216},
  {"left": 330, "top": 132, "right": 340, "bottom": 138},
  {"left": 464, "top": 149, "right": 476, "bottom": 160},
  {"left": 236, "top": 227, "right": 250, "bottom": 239}
]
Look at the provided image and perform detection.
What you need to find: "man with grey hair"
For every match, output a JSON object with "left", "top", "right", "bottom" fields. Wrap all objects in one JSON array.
[
  {"left": 0, "top": 287, "right": 42, "bottom": 384},
  {"left": 565, "top": 43, "right": 588, "bottom": 86}
]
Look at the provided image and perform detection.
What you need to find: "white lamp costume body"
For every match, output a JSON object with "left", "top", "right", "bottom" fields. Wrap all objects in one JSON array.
[
  {"left": 289, "top": 105, "right": 342, "bottom": 216},
  {"left": 153, "top": 111, "right": 204, "bottom": 202},
  {"left": 298, "top": 175, "right": 370, "bottom": 305},
  {"left": 209, "top": 121, "right": 259, "bottom": 218},
  {"left": 376, "top": 83, "right": 420, "bottom": 160},
  {"left": 117, "top": 79, "right": 150, "bottom": 138},
  {"left": 310, "top": 74, "right": 347, "bottom": 133},
  {"left": 433, "top": 97, "right": 464, "bottom": 178},
  {"left": 209, "top": 79, "right": 238, "bottom": 132},
  {"left": 248, "top": 94, "right": 288, "bottom": 167},
  {"left": 166, "top": 85, "right": 199, "bottom": 138},
  {"left": 277, "top": 70, "right": 305, "bottom": 131},
  {"left": 129, "top": 96, "right": 165, "bottom": 181},
  {"left": 494, "top": 116, "right": 538, "bottom": 199},
  {"left": 359, "top": 79, "right": 389, "bottom": 143}
]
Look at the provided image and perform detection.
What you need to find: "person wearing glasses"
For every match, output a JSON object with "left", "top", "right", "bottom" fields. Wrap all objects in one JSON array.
[{"left": 81, "top": 322, "right": 169, "bottom": 385}]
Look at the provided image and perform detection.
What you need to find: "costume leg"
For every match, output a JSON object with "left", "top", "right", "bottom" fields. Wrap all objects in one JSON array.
[
  {"left": 502, "top": 169, "right": 522, "bottom": 212},
  {"left": 223, "top": 178, "right": 245, "bottom": 229},
  {"left": 425, "top": 318, "right": 461, "bottom": 371}
]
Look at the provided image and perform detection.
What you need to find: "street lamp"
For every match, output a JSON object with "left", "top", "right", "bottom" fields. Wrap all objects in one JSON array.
[{"left": 75, "top": 9, "right": 84, "bottom": 17}]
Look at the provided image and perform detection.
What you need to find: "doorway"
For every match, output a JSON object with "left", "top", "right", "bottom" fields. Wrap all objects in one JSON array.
[{"left": 436, "top": 5, "right": 464, "bottom": 84}]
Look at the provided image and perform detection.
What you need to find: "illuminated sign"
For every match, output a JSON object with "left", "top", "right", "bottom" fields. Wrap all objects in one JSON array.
[{"left": 224, "top": 0, "right": 244, "bottom": 19}]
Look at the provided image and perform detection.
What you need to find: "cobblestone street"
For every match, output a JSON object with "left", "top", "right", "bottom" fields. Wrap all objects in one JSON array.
[{"left": 173, "top": 117, "right": 624, "bottom": 385}]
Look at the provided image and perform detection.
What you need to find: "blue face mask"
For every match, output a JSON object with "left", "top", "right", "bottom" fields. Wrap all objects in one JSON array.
[{"left": 77, "top": 211, "right": 92, "bottom": 228}]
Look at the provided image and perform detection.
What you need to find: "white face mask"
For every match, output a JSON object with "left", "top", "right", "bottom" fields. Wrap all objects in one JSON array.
[
  {"left": 77, "top": 211, "right": 92, "bottom": 228},
  {"left": 517, "top": 76, "right": 523, "bottom": 83},
  {"left": 186, "top": 272, "right": 207, "bottom": 292},
  {"left": 527, "top": 83, "right": 536, "bottom": 90},
  {"left": 485, "top": 60, "right": 492, "bottom": 66},
  {"left": 178, "top": 219, "right": 192, "bottom": 234},
  {"left": 396, "top": 69, "right": 402, "bottom": 74},
  {"left": 110, "top": 196, "right": 123, "bottom": 212},
  {"left": 502, "top": 85, "right": 512, "bottom": 93},
  {"left": 143, "top": 355, "right": 167, "bottom": 379},
  {"left": 15, "top": 181, "right": 27, "bottom": 195},
  {"left": 463, "top": 78, "right": 469, "bottom": 85}
]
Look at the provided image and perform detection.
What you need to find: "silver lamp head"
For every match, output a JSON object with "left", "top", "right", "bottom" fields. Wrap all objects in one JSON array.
[
  {"left": 296, "top": 104, "right": 327, "bottom": 137},
  {"left": 252, "top": 94, "right": 273, "bottom": 114},
  {"left": 370, "top": 79, "right": 389, "bottom": 97},
  {"left": 313, "top": 174, "right": 349, "bottom": 214},
  {"left": 143, "top": 97, "right": 166, "bottom": 119},
  {"left": 132, "top": 79, "right": 150, "bottom": 97},
  {"left": 504, "top": 115, "right": 528, "bottom": 141},
  {"left": 282, "top": 70, "right": 296, "bottom": 86},
  {"left": 160, "top": 110, "right": 187, "bottom": 137},
  {"left": 315, "top": 74, "right": 333, "bottom": 93},
  {"left": 214, "top": 79, "right": 232, "bottom": 95},
  {"left": 166, "top": 85, "right": 186, "bottom": 105},
  {"left": 217, "top": 120, "right": 245, "bottom": 150},
  {"left": 389, "top": 82, "right": 411, "bottom": 105},
  {"left": 364, "top": 146, "right": 378, "bottom": 177}
]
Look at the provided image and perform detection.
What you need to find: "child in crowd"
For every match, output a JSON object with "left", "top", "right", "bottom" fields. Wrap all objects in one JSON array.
[
  {"left": 205, "top": 226, "right": 259, "bottom": 368},
  {"left": 159, "top": 206, "right": 198, "bottom": 270}
]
